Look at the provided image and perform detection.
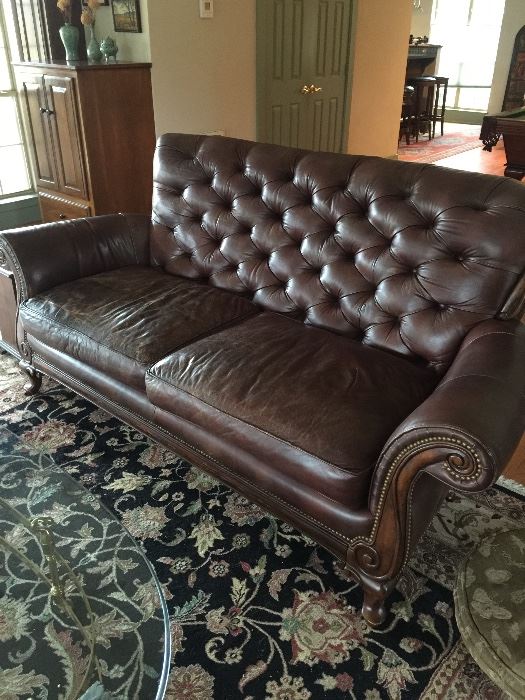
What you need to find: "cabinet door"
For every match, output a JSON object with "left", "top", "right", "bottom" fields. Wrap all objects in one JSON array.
[
  {"left": 19, "top": 74, "right": 58, "bottom": 190},
  {"left": 44, "top": 75, "right": 87, "bottom": 199}
]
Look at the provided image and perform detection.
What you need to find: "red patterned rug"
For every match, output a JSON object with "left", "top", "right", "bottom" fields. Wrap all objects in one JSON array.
[{"left": 398, "top": 128, "right": 481, "bottom": 163}]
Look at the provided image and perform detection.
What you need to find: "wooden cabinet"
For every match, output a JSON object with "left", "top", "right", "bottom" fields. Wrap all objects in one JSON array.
[
  {"left": 39, "top": 192, "right": 91, "bottom": 222},
  {"left": 406, "top": 45, "right": 442, "bottom": 79},
  {"left": 15, "top": 61, "right": 156, "bottom": 222}
]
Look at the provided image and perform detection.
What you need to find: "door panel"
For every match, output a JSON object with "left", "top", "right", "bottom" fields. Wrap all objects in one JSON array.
[
  {"left": 44, "top": 76, "right": 87, "bottom": 199},
  {"left": 291, "top": 0, "right": 305, "bottom": 79},
  {"left": 312, "top": 98, "right": 324, "bottom": 150},
  {"left": 330, "top": 1, "right": 346, "bottom": 74},
  {"left": 310, "top": 0, "right": 351, "bottom": 152},
  {"left": 257, "top": 0, "right": 352, "bottom": 152},
  {"left": 326, "top": 96, "right": 339, "bottom": 152},
  {"left": 289, "top": 102, "right": 301, "bottom": 148},
  {"left": 19, "top": 74, "right": 57, "bottom": 190},
  {"left": 315, "top": 1, "right": 329, "bottom": 76},
  {"left": 261, "top": 0, "right": 310, "bottom": 148}
]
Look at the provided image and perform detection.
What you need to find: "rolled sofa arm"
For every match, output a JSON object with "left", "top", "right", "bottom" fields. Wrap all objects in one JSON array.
[
  {"left": 369, "top": 318, "right": 525, "bottom": 512},
  {"left": 0, "top": 213, "right": 151, "bottom": 302}
]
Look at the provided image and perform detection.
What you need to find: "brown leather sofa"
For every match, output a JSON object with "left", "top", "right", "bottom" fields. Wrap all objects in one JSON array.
[{"left": 1, "top": 134, "right": 524, "bottom": 626}]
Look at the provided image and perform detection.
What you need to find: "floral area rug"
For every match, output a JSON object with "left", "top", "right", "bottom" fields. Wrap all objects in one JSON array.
[
  {"left": 398, "top": 126, "right": 481, "bottom": 164},
  {"left": 1, "top": 350, "right": 523, "bottom": 700}
]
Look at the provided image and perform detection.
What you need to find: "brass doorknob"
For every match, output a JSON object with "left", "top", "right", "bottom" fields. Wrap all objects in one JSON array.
[{"left": 301, "top": 84, "right": 323, "bottom": 95}]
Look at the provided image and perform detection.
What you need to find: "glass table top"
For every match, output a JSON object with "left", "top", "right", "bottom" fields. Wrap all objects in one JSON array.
[{"left": 0, "top": 424, "right": 170, "bottom": 699}]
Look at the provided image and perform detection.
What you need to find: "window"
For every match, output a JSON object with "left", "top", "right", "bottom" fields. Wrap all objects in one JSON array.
[
  {"left": 430, "top": 0, "right": 505, "bottom": 112},
  {"left": 0, "top": 2, "right": 32, "bottom": 198}
]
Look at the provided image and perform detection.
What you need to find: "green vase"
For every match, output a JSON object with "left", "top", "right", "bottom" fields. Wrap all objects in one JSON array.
[
  {"left": 87, "top": 28, "right": 102, "bottom": 63},
  {"left": 59, "top": 23, "right": 80, "bottom": 62}
]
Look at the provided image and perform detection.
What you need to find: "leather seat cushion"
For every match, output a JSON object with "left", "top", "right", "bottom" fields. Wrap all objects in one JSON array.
[
  {"left": 20, "top": 266, "right": 258, "bottom": 390},
  {"left": 146, "top": 313, "right": 438, "bottom": 507}
]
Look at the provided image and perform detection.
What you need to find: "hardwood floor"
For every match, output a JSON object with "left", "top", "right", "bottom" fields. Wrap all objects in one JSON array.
[
  {"left": 433, "top": 139, "right": 510, "bottom": 176},
  {"left": 435, "top": 140, "right": 525, "bottom": 487}
]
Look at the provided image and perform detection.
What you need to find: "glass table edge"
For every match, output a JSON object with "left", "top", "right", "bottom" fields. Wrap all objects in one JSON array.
[{"left": 0, "top": 422, "right": 172, "bottom": 699}]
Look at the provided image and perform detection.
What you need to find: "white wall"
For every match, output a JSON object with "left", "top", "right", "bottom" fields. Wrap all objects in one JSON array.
[
  {"left": 87, "top": 0, "right": 150, "bottom": 62},
  {"left": 488, "top": 0, "right": 525, "bottom": 113},
  {"left": 147, "top": 0, "right": 256, "bottom": 139},
  {"left": 410, "top": 0, "right": 432, "bottom": 38},
  {"left": 87, "top": 0, "right": 414, "bottom": 155}
]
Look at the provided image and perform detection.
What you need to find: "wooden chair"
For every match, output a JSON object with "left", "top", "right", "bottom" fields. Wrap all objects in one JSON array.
[
  {"left": 399, "top": 85, "right": 415, "bottom": 145},
  {"left": 405, "top": 76, "right": 437, "bottom": 142},
  {"left": 431, "top": 76, "right": 449, "bottom": 138}
]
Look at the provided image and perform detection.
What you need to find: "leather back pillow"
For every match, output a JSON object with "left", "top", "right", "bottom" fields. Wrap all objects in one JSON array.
[{"left": 151, "top": 133, "right": 525, "bottom": 373}]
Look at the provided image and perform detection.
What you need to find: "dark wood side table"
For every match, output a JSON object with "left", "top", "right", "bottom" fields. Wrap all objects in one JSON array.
[{"left": 406, "top": 44, "right": 442, "bottom": 79}]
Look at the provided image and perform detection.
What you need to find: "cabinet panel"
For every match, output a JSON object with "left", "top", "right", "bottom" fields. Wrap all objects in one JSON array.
[
  {"left": 44, "top": 76, "right": 87, "bottom": 199},
  {"left": 39, "top": 192, "right": 91, "bottom": 223},
  {"left": 19, "top": 74, "right": 58, "bottom": 190}
]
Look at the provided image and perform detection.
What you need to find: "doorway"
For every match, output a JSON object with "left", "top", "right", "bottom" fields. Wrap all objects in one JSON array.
[{"left": 256, "top": 0, "right": 353, "bottom": 152}]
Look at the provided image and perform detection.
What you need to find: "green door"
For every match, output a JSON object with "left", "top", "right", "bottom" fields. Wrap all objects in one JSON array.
[{"left": 257, "top": 0, "right": 352, "bottom": 152}]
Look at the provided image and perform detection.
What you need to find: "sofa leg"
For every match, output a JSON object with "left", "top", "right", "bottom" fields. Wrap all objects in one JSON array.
[
  {"left": 19, "top": 360, "right": 43, "bottom": 396},
  {"left": 361, "top": 578, "right": 393, "bottom": 627}
]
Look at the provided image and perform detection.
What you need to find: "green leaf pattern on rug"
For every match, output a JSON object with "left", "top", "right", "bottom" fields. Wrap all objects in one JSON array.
[{"left": 190, "top": 514, "right": 225, "bottom": 557}]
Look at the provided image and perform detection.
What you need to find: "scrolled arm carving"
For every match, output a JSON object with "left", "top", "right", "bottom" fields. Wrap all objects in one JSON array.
[
  {"left": 0, "top": 235, "right": 29, "bottom": 305},
  {"left": 345, "top": 431, "right": 493, "bottom": 625},
  {"left": 443, "top": 449, "right": 481, "bottom": 482},
  {"left": 347, "top": 433, "right": 485, "bottom": 579},
  {"left": 398, "top": 434, "right": 485, "bottom": 489},
  {"left": 370, "top": 320, "right": 525, "bottom": 514},
  {"left": 353, "top": 543, "right": 381, "bottom": 575}
]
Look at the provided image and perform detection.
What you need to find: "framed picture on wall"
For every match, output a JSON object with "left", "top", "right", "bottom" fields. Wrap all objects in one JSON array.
[{"left": 111, "top": 0, "right": 142, "bottom": 33}]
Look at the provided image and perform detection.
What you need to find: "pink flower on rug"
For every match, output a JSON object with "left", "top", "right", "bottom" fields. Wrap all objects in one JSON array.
[
  {"left": 280, "top": 590, "right": 367, "bottom": 666},
  {"left": 138, "top": 444, "right": 174, "bottom": 469},
  {"left": 121, "top": 504, "right": 169, "bottom": 540},
  {"left": 224, "top": 492, "right": 265, "bottom": 526},
  {"left": 377, "top": 649, "right": 416, "bottom": 699},
  {"left": 165, "top": 664, "right": 214, "bottom": 700},
  {"left": 21, "top": 420, "right": 76, "bottom": 453}
]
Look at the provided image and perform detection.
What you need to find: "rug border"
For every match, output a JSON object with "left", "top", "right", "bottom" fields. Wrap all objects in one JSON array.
[
  {"left": 495, "top": 475, "right": 525, "bottom": 500},
  {"left": 399, "top": 140, "right": 482, "bottom": 164}
]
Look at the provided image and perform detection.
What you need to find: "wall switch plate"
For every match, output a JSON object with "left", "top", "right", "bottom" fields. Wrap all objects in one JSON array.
[{"left": 199, "top": 0, "right": 213, "bottom": 18}]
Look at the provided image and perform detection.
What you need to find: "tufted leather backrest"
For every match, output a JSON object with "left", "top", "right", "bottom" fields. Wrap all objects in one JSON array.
[{"left": 151, "top": 134, "right": 525, "bottom": 373}]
